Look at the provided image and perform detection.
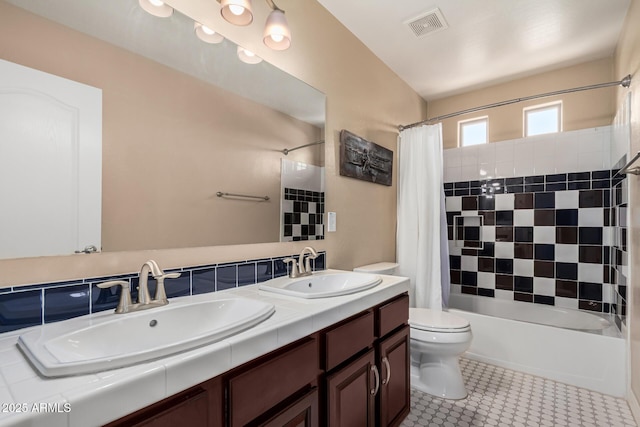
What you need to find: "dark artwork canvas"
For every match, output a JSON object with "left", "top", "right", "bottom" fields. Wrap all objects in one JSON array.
[{"left": 339, "top": 130, "right": 393, "bottom": 186}]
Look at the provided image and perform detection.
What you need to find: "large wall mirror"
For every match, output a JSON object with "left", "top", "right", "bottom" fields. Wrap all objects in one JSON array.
[{"left": 0, "top": 0, "right": 326, "bottom": 260}]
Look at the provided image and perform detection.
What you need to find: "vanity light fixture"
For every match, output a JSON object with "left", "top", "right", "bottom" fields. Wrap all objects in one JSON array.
[
  {"left": 194, "top": 22, "right": 224, "bottom": 44},
  {"left": 237, "top": 46, "right": 263, "bottom": 64},
  {"left": 220, "top": 0, "right": 254, "bottom": 26},
  {"left": 220, "top": 0, "right": 291, "bottom": 51},
  {"left": 263, "top": 1, "right": 290, "bottom": 50},
  {"left": 138, "top": 0, "right": 173, "bottom": 18}
]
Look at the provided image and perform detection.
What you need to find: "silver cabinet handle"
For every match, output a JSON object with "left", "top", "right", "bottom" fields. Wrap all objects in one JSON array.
[
  {"left": 370, "top": 365, "right": 380, "bottom": 396},
  {"left": 382, "top": 357, "right": 391, "bottom": 385}
]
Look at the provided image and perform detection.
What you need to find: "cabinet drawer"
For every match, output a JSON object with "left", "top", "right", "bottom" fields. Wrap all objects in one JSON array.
[
  {"left": 324, "top": 311, "right": 374, "bottom": 371},
  {"left": 377, "top": 294, "right": 409, "bottom": 338},
  {"left": 228, "top": 337, "right": 319, "bottom": 427}
]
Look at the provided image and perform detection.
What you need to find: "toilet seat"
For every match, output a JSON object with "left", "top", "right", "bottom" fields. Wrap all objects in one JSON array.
[{"left": 409, "top": 308, "right": 470, "bottom": 333}]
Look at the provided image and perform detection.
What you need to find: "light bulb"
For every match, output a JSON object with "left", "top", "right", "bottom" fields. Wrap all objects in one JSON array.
[
  {"left": 148, "top": 0, "right": 164, "bottom": 6},
  {"left": 229, "top": 5, "right": 245, "bottom": 15},
  {"left": 270, "top": 33, "right": 284, "bottom": 43},
  {"left": 244, "top": 49, "right": 255, "bottom": 57},
  {"left": 202, "top": 25, "right": 215, "bottom": 35}
]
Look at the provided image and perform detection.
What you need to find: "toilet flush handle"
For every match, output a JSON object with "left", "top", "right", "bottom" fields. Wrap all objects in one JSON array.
[{"left": 381, "top": 357, "right": 391, "bottom": 385}]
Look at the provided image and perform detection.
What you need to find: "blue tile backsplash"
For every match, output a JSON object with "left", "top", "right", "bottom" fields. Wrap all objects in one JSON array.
[{"left": 0, "top": 252, "right": 326, "bottom": 333}]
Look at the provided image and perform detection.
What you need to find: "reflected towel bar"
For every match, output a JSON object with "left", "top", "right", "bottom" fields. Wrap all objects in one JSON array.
[
  {"left": 216, "top": 192, "right": 270, "bottom": 201},
  {"left": 618, "top": 151, "right": 640, "bottom": 176}
]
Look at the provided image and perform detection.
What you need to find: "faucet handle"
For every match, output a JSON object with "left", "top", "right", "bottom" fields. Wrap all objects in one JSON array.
[
  {"left": 97, "top": 280, "right": 132, "bottom": 314},
  {"left": 154, "top": 272, "right": 181, "bottom": 304},
  {"left": 283, "top": 257, "right": 299, "bottom": 278}
]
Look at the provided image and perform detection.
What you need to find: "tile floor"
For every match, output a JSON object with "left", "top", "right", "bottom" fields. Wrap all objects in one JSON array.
[{"left": 401, "top": 357, "right": 637, "bottom": 427}]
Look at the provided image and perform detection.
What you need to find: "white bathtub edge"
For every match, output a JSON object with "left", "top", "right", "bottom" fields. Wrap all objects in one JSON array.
[{"left": 452, "top": 308, "right": 626, "bottom": 397}]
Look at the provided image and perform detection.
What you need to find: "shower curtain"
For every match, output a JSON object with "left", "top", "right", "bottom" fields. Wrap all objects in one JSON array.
[{"left": 397, "top": 124, "right": 450, "bottom": 310}]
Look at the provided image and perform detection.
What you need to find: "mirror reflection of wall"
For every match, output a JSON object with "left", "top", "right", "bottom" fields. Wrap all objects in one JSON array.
[
  {"left": 280, "top": 159, "right": 325, "bottom": 242},
  {"left": 0, "top": 0, "right": 326, "bottom": 259}
]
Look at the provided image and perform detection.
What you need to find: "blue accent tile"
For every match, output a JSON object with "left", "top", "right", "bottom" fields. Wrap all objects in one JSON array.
[
  {"left": 534, "top": 192, "right": 555, "bottom": 209},
  {"left": 314, "top": 252, "right": 326, "bottom": 271},
  {"left": 534, "top": 295, "right": 555, "bottom": 305},
  {"left": 545, "top": 183, "right": 566, "bottom": 192},
  {"left": 444, "top": 183, "right": 454, "bottom": 190},
  {"left": 470, "top": 188, "right": 483, "bottom": 195},
  {"left": 163, "top": 271, "right": 191, "bottom": 298},
  {"left": 579, "top": 282, "right": 603, "bottom": 301},
  {"left": 556, "top": 209, "right": 579, "bottom": 226},
  {"left": 273, "top": 258, "right": 289, "bottom": 278},
  {"left": 15, "top": 280, "right": 85, "bottom": 291},
  {"left": 470, "top": 180, "right": 482, "bottom": 188},
  {"left": 454, "top": 181, "right": 470, "bottom": 189},
  {"left": 568, "top": 172, "right": 590, "bottom": 181},
  {"left": 454, "top": 189, "right": 470, "bottom": 196},
  {"left": 44, "top": 284, "right": 90, "bottom": 323},
  {"left": 216, "top": 264, "right": 237, "bottom": 291},
  {"left": 506, "top": 185, "right": 524, "bottom": 193},
  {"left": 477, "top": 288, "right": 495, "bottom": 298},
  {"left": 524, "top": 175, "right": 544, "bottom": 184},
  {"left": 505, "top": 177, "right": 524, "bottom": 185},
  {"left": 592, "top": 179, "right": 610, "bottom": 189},
  {"left": 514, "top": 276, "right": 533, "bottom": 293},
  {"left": 524, "top": 184, "right": 545, "bottom": 193},
  {"left": 461, "top": 271, "right": 477, "bottom": 286},
  {"left": 238, "top": 263, "right": 256, "bottom": 286},
  {"left": 91, "top": 282, "right": 122, "bottom": 313},
  {"left": 534, "top": 244, "right": 555, "bottom": 261},
  {"left": 545, "top": 173, "right": 567, "bottom": 183},
  {"left": 0, "top": 290, "right": 42, "bottom": 333},
  {"left": 568, "top": 181, "right": 590, "bottom": 190},
  {"left": 514, "top": 227, "right": 534, "bottom": 243},
  {"left": 495, "top": 259, "right": 514, "bottom": 274},
  {"left": 192, "top": 267, "right": 216, "bottom": 295},
  {"left": 579, "top": 227, "right": 603, "bottom": 245},
  {"left": 495, "top": 211, "right": 514, "bottom": 226},
  {"left": 592, "top": 170, "right": 611, "bottom": 179},
  {"left": 257, "top": 260, "right": 274, "bottom": 283},
  {"left": 445, "top": 190, "right": 454, "bottom": 197},
  {"left": 556, "top": 263, "right": 578, "bottom": 280}
]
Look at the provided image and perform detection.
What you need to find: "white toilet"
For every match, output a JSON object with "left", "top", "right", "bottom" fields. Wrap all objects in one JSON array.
[{"left": 354, "top": 262, "right": 472, "bottom": 400}]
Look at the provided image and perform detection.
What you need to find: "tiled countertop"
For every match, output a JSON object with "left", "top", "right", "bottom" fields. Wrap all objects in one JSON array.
[{"left": 0, "top": 271, "right": 409, "bottom": 427}]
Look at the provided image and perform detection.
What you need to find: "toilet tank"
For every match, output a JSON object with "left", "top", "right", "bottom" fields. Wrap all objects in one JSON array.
[{"left": 353, "top": 262, "right": 399, "bottom": 275}]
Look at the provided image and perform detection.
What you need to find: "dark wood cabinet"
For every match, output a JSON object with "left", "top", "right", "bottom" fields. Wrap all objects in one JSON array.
[
  {"left": 259, "top": 388, "right": 319, "bottom": 427},
  {"left": 326, "top": 349, "right": 377, "bottom": 426},
  {"left": 323, "top": 293, "right": 410, "bottom": 427},
  {"left": 104, "top": 377, "right": 223, "bottom": 427},
  {"left": 106, "top": 293, "right": 409, "bottom": 427},
  {"left": 378, "top": 326, "right": 410, "bottom": 427}
]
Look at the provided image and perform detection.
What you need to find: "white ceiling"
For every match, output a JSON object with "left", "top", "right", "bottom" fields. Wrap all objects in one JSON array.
[{"left": 318, "top": 0, "right": 631, "bottom": 101}]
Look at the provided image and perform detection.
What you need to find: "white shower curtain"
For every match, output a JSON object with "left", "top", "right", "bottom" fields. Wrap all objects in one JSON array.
[{"left": 397, "top": 124, "right": 449, "bottom": 310}]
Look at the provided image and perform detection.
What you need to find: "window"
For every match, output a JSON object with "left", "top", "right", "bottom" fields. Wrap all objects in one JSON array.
[
  {"left": 458, "top": 116, "right": 488, "bottom": 147},
  {"left": 524, "top": 102, "right": 562, "bottom": 137}
]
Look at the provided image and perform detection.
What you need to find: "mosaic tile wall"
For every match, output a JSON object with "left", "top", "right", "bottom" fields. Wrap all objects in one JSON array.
[
  {"left": 282, "top": 187, "right": 325, "bottom": 241},
  {"left": 445, "top": 171, "right": 613, "bottom": 313},
  {"left": 0, "top": 252, "right": 326, "bottom": 333},
  {"left": 610, "top": 156, "right": 629, "bottom": 329}
]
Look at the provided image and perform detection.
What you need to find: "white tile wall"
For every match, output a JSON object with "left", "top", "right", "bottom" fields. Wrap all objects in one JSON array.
[{"left": 443, "top": 126, "right": 613, "bottom": 181}]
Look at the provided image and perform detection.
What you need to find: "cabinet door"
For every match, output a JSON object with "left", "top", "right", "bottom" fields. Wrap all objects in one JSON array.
[
  {"left": 378, "top": 326, "right": 410, "bottom": 427},
  {"left": 327, "top": 348, "right": 377, "bottom": 427},
  {"left": 259, "top": 388, "right": 318, "bottom": 427}
]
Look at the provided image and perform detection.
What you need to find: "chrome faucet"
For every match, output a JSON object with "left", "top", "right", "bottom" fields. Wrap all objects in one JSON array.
[
  {"left": 97, "top": 260, "right": 181, "bottom": 314},
  {"left": 283, "top": 247, "right": 319, "bottom": 278}
]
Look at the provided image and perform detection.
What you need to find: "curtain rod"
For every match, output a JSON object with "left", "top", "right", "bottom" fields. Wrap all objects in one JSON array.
[
  {"left": 282, "top": 140, "right": 325, "bottom": 155},
  {"left": 398, "top": 75, "right": 632, "bottom": 132}
]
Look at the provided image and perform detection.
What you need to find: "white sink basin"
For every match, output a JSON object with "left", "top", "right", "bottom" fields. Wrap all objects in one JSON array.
[
  {"left": 18, "top": 297, "right": 275, "bottom": 377},
  {"left": 259, "top": 271, "right": 381, "bottom": 298}
]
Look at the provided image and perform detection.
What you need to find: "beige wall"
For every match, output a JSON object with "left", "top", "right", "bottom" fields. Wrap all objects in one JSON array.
[
  {"left": 614, "top": 0, "right": 640, "bottom": 414},
  {"left": 0, "top": 0, "right": 426, "bottom": 286},
  {"left": 430, "top": 58, "right": 616, "bottom": 149}
]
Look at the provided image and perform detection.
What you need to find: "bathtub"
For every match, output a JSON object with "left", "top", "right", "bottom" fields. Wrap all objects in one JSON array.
[{"left": 448, "top": 293, "right": 626, "bottom": 397}]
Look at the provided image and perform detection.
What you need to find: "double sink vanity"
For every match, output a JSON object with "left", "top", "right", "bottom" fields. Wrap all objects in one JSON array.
[{"left": 0, "top": 253, "right": 410, "bottom": 427}]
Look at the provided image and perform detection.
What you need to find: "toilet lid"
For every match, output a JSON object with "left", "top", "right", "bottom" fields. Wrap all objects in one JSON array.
[{"left": 409, "top": 308, "right": 470, "bottom": 333}]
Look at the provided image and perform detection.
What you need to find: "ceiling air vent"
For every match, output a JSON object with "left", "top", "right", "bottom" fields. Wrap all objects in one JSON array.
[{"left": 405, "top": 8, "right": 448, "bottom": 38}]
